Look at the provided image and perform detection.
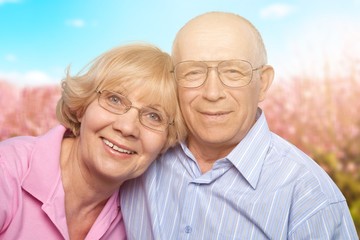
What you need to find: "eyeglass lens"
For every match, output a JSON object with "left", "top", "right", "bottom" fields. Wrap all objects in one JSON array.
[
  {"left": 97, "top": 90, "right": 169, "bottom": 131},
  {"left": 174, "top": 60, "right": 255, "bottom": 88}
]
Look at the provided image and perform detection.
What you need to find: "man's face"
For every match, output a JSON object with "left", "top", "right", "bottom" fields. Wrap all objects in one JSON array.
[{"left": 174, "top": 19, "right": 266, "bottom": 157}]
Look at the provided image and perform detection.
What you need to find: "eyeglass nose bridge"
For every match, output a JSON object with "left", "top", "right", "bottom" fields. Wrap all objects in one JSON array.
[
  {"left": 118, "top": 95, "right": 139, "bottom": 113},
  {"left": 122, "top": 105, "right": 169, "bottom": 132},
  {"left": 203, "top": 64, "right": 226, "bottom": 86},
  {"left": 119, "top": 105, "right": 151, "bottom": 132},
  {"left": 206, "top": 65, "right": 220, "bottom": 72},
  {"left": 122, "top": 104, "right": 142, "bottom": 118}
]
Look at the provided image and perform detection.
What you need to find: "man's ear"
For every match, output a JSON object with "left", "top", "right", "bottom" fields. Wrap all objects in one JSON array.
[{"left": 258, "top": 65, "right": 274, "bottom": 102}]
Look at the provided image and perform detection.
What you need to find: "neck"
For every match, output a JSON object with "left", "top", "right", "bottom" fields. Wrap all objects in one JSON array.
[
  {"left": 187, "top": 137, "right": 237, "bottom": 173},
  {"left": 61, "top": 138, "right": 117, "bottom": 206},
  {"left": 60, "top": 137, "right": 119, "bottom": 239}
]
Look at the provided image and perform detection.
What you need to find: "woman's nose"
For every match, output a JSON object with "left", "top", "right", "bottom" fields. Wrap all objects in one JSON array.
[{"left": 112, "top": 108, "right": 140, "bottom": 137}]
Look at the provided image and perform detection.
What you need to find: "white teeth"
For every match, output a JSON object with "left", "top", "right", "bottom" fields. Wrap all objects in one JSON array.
[
  {"left": 104, "top": 139, "right": 114, "bottom": 147},
  {"left": 103, "top": 139, "right": 135, "bottom": 154}
]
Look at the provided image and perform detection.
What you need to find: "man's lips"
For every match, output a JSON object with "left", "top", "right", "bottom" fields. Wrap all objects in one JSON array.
[
  {"left": 102, "top": 138, "right": 136, "bottom": 155},
  {"left": 200, "top": 110, "right": 231, "bottom": 116}
]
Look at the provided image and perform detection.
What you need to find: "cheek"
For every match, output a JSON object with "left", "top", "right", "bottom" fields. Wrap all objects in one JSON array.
[
  {"left": 178, "top": 90, "right": 187, "bottom": 104},
  {"left": 233, "top": 84, "right": 260, "bottom": 104},
  {"left": 80, "top": 102, "right": 111, "bottom": 132},
  {"left": 178, "top": 89, "right": 196, "bottom": 115},
  {"left": 231, "top": 90, "right": 260, "bottom": 120},
  {"left": 141, "top": 132, "right": 167, "bottom": 156}
]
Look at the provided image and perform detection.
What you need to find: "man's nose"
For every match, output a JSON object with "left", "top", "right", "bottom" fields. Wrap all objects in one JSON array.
[{"left": 202, "top": 67, "right": 226, "bottom": 101}]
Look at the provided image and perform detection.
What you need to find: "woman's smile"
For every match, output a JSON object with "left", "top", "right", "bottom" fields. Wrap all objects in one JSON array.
[{"left": 102, "top": 138, "right": 137, "bottom": 155}]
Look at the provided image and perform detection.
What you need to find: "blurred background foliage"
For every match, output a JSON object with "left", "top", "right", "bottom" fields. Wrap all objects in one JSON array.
[
  {"left": 261, "top": 68, "right": 360, "bottom": 233},
  {"left": 1, "top": 67, "right": 360, "bottom": 233}
]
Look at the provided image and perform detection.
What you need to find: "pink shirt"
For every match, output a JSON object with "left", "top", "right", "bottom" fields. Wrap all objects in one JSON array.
[{"left": 0, "top": 125, "right": 126, "bottom": 239}]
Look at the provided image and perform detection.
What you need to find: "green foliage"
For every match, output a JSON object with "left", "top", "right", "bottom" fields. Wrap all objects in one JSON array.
[
  {"left": 261, "top": 74, "right": 360, "bottom": 234},
  {"left": 312, "top": 150, "right": 360, "bottom": 234}
]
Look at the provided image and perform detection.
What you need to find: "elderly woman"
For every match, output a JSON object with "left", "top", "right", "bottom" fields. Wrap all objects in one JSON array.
[{"left": 0, "top": 44, "right": 186, "bottom": 239}]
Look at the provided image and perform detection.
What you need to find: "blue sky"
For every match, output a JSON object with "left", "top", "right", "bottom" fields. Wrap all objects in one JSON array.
[{"left": 1, "top": 0, "right": 360, "bottom": 86}]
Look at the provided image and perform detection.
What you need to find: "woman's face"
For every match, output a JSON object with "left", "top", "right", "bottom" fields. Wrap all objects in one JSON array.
[{"left": 76, "top": 90, "right": 168, "bottom": 186}]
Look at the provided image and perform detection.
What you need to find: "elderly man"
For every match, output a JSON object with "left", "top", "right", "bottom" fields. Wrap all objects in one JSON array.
[{"left": 121, "top": 12, "right": 358, "bottom": 239}]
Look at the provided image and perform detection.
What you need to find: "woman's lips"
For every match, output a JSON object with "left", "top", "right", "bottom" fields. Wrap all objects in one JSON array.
[{"left": 102, "top": 138, "right": 136, "bottom": 155}]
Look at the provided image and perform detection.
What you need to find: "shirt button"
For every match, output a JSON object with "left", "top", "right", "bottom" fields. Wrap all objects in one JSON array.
[{"left": 185, "top": 225, "right": 192, "bottom": 233}]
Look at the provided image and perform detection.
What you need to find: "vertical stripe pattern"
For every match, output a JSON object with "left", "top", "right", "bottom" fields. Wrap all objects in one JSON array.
[{"left": 121, "top": 111, "right": 358, "bottom": 240}]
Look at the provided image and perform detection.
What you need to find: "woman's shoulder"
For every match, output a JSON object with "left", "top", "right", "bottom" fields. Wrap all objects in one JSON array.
[
  {"left": 0, "top": 125, "right": 66, "bottom": 158},
  {"left": 0, "top": 135, "right": 38, "bottom": 177},
  {"left": 0, "top": 135, "right": 38, "bottom": 158},
  {"left": 0, "top": 125, "right": 65, "bottom": 176}
]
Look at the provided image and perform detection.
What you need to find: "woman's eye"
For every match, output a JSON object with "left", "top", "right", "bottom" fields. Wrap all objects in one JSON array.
[
  {"left": 148, "top": 112, "right": 162, "bottom": 122},
  {"left": 108, "top": 94, "right": 122, "bottom": 105},
  {"left": 142, "top": 109, "right": 165, "bottom": 125}
]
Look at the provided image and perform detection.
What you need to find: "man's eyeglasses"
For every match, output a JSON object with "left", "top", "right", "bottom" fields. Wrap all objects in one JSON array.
[
  {"left": 171, "top": 60, "right": 263, "bottom": 88},
  {"left": 96, "top": 90, "right": 173, "bottom": 132}
]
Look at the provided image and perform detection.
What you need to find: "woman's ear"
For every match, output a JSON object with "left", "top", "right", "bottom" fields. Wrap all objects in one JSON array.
[
  {"left": 76, "top": 110, "right": 83, "bottom": 123},
  {"left": 258, "top": 65, "right": 274, "bottom": 102}
]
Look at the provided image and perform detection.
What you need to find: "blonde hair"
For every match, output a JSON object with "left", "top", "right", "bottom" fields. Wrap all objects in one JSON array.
[{"left": 56, "top": 43, "right": 186, "bottom": 151}]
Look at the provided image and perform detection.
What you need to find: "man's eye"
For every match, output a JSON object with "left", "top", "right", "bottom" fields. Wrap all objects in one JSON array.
[
  {"left": 222, "top": 68, "right": 246, "bottom": 80},
  {"left": 186, "top": 70, "right": 203, "bottom": 75},
  {"left": 184, "top": 69, "right": 205, "bottom": 80}
]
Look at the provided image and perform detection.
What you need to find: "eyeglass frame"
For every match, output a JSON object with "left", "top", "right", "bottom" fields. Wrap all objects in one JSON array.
[
  {"left": 171, "top": 59, "right": 264, "bottom": 88},
  {"left": 95, "top": 89, "right": 174, "bottom": 132}
]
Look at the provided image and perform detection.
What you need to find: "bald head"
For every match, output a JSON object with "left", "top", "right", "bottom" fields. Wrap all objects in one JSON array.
[{"left": 172, "top": 12, "right": 267, "bottom": 66}]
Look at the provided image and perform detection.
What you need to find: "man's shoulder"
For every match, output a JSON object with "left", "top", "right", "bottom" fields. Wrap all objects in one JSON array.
[
  {"left": 156, "top": 143, "right": 184, "bottom": 164},
  {"left": 269, "top": 133, "right": 345, "bottom": 203},
  {"left": 160, "top": 143, "right": 183, "bottom": 156},
  {"left": 122, "top": 144, "right": 184, "bottom": 189}
]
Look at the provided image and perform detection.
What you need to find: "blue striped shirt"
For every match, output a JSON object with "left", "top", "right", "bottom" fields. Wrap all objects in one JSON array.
[{"left": 120, "top": 110, "right": 358, "bottom": 239}]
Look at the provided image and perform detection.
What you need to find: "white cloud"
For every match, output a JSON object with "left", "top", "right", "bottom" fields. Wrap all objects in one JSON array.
[
  {"left": 0, "top": 0, "right": 19, "bottom": 5},
  {"left": 66, "top": 19, "right": 85, "bottom": 28},
  {"left": 260, "top": 4, "right": 294, "bottom": 19},
  {"left": 4, "top": 54, "right": 17, "bottom": 62},
  {"left": 0, "top": 70, "right": 59, "bottom": 86}
]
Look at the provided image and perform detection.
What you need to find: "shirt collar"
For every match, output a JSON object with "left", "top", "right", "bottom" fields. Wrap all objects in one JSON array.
[
  {"left": 227, "top": 109, "right": 271, "bottom": 189},
  {"left": 22, "top": 125, "right": 66, "bottom": 203},
  {"left": 180, "top": 108, "right": 271, "bottom": 189}
]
